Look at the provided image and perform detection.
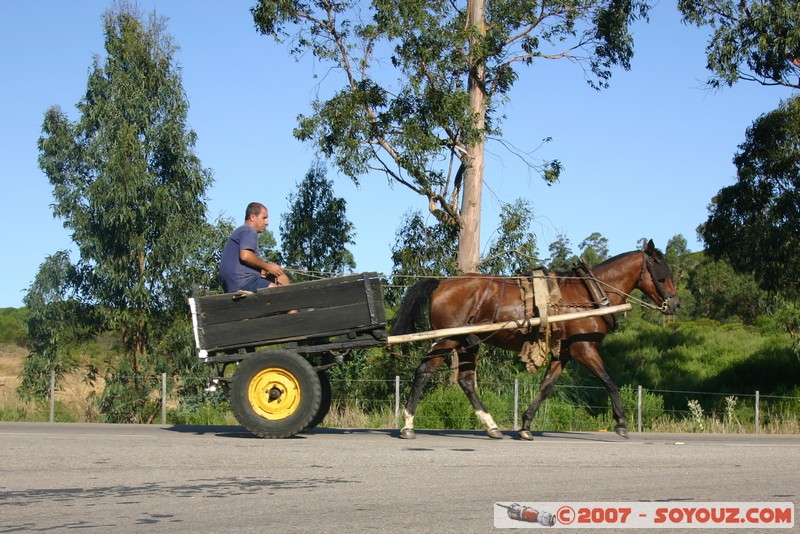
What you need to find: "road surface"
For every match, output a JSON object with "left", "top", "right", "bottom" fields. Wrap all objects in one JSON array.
[{"left": 1, "top": 423, "right": 797, "bottom": 532}]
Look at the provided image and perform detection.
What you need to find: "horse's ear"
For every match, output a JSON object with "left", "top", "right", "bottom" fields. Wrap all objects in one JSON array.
[{"left": 645, "top": 239, "right": 655, "bottom": 254}]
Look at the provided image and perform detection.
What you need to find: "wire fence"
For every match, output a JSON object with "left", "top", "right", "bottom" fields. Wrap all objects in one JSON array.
[{"left": 10, "top": 370, "right": 798, "bottom": 434}]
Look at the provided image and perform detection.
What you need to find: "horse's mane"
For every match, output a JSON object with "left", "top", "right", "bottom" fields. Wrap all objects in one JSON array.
[{"left": 550, "top": 248, "right": 658, "bottom": 278}]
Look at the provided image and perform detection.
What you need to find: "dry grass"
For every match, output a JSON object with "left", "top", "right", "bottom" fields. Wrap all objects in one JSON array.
[
  {"left": 321, "top": 400, "right": 397, "bottom": 429},
  {"left": 0, "top": 343, "right": 103, "bottom": 422},
  {"left": 650, "top": 414, "right": 800, "bottom": 434},
  {"left": 0, "top": 343, "right": 24, "bottom": 409}
]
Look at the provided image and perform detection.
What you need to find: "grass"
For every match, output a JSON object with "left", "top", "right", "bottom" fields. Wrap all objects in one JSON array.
[
  {"left": 2, "top": 384, "right": 799, "bottom": 434},
  {"left": 2, "top": 315, "right": 799, "bottom": 433}
]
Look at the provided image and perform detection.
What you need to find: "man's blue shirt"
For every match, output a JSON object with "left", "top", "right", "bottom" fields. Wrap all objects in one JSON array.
[{"left": 219, "top": 225, "right": 271, "bottom": 292}]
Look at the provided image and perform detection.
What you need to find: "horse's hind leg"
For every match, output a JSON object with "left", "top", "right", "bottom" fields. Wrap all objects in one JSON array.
[
  {"left": 520, "top": 358, "right": 566, "bottom": 441},
  {"left": 400, "top": 348, "right": 448, "bottom": 439},
  {"left": 455, "top": 348, "right": 503, "bottom": 439}
]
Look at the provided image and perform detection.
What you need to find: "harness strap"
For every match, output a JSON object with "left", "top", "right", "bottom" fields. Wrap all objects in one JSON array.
[
  {"left": 468, "top": 279, "right": 495, "bottom": 325},
  {"left": 574, "top": 259, "right": 618, "bottom": 331},
  {"left": 532, "top": 270, "right": 551, "bottom": 332}
]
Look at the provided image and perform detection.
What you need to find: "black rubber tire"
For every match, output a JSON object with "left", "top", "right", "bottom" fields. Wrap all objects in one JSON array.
[
  {"left": 229, "top": 349, "right": 322, "bottom": 439},
  {"left": 303, "top": 371, "right": 332, "bottom": 432}
]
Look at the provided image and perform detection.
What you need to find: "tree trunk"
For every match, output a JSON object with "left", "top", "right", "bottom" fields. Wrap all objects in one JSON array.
[{"left": 459, "top": 0, "right": 487, "bottom": 274}]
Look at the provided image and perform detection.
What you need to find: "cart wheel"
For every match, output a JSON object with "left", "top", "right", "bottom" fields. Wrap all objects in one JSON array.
[
  {"left": 303, "top": 371, "right": 332, "bottom": 432},
  {"left": 229, "top": 350, "right": 321, "bottom": 439}
]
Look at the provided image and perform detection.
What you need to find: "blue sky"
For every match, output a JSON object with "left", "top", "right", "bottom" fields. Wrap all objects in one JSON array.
[{"left": 1, "top": 1, "right": 795, "bottom": 308}]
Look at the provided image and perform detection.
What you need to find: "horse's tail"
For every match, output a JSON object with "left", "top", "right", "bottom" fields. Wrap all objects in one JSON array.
[{"left": 392, "top": 278, "right": 442, "bottom": 335}]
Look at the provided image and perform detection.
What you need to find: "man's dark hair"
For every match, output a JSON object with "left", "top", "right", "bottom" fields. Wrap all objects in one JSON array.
[{"left": 245, "top": 202, "right": 266, "bottom": 222}]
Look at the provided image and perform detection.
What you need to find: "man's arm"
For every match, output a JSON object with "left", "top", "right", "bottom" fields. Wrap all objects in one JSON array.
[{"left": 239, "top": 249, "right": 285, "bottom": 278}]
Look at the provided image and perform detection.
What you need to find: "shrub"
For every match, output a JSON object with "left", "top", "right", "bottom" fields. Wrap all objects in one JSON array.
[{"left": 619, "top": 385, "right": 664, "bottom": 430}]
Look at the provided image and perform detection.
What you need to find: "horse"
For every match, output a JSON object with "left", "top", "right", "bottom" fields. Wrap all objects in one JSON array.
[{"left": 391, "top": 239, "right": 680, "bottom": 440}]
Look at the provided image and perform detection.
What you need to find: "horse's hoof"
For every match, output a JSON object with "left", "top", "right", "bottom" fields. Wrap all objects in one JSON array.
[
  {"left": 615, "top": 425, "right": 629, "bottom": 439},
  {"left": 400, "top": 428, "right": 416, "bottom": 439},
  {"left": 487, "top": 428, "right": 504, "bottom": 439},
  {"left": 519, "top": 430, "right": 534, "bottom": 441}
]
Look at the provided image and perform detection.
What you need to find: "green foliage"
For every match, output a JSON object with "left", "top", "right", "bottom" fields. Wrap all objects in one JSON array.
[
  {"left": 618, "top": 384, "right": 664, "bottom": 429},
  {"left": 34, "top": 5, "right": 213, "bottom": 419},
  {"left": 0, "top": 400, "right": 79, "bottom": 423},
  {"left": 96, "top": 356, "right": 160, "bottom": 423},
  {"left": 686, "top": 257, "right": 769, "bottom": 323},
  {"left": 602, "top": 318, "right": 800, "bottom": 410},
  {"left": 0, "top": 308, "right": 28, "bottom": 346},
  {"left": 547, "top": 234, "right": 578, "bottom": 272},
  {"left": 578, "top": 232, "right": 610, "bottom": 267},
  {"left": 281, "top": 161, "right": 357, "bottom": 279},
  {"left": 544, "top": 231, "right": 614, "bottom": 272},
  {"left": 176, "top": 216, "right": 236, "bottom": 297},
  {"left": 479, "top": 199, "right": 540, "bottom": 275},
  {"left": 386, "top": 211, "right": 459, "bottom": 306},
  {"left": 678, "top": 0, "right": 800, "bottom": 90},
  {"left": 18, "top": 251, "right": 99, "bottom": 400},
  {"left": 38, "top": 4, "right": 211, "bottom": 336},
  {"left": 330, "top": 346, "right": 420, "bottom": 411},
  {"left": 700, "top": 95, "right": 800, "bottom": 300},
  {"left": 251, "top": 0, "right": 648, "bottom": 270},
  {"left": 168, "top": 402, "right": 236, "bottom": 426},
  {"left": 665, "top": 234, "right": 692, "bottom": 286},
  {"left": 414, "top": 385, "right": 511, "bottom": 430}
]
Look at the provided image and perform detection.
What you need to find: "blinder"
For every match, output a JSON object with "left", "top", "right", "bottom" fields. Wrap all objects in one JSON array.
[{"left": 640, "top": 251, "right": 679, "bottom": 313}]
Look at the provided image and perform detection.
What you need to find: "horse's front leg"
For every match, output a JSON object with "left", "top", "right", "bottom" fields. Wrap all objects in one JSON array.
[
  {"left": 571, "top": 343, "right": 629, "bottom": 438},
  {"left": 400, "top": 348, "right": 447, "bottom": 439},
  {"left": 455, "top": 348, "right": 503, "bottom": 439},
  {"left": 520, "top": 358, "right": 566, "bottom": 441}
]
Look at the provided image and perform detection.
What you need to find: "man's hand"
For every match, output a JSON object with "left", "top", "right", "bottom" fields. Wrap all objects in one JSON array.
[{"left": 263, "top": 263, "right": 284, "bottom": 278}]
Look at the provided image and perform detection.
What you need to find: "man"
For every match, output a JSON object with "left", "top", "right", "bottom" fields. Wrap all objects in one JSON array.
[{"left": 220, "top": 202, "right": 291, "bottom": 293}]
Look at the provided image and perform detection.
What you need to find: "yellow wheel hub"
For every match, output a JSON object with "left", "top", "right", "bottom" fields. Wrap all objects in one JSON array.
[{"left": 248, "top": 367, "right": 301, "bottom": 420}]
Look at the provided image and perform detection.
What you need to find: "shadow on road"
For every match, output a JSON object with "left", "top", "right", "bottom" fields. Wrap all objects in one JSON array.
[{"left": 162, "top": 425, "right": 628, "bottom": 442}]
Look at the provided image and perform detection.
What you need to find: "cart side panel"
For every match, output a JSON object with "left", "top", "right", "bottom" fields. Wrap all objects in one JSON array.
[
  {"left": 201, "top": 303, "right": 377, "bottom": 349},
  {"left": 197, "top": 273, "right": 370, "bottom": 323},
  {"left": 193, "top": 273, "right": 386, "bottom": 352}
]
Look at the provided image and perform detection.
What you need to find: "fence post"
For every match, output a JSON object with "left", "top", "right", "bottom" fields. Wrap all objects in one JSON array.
[
  {"left": 395, "top": 376, "right": 400, "bottom": 429},
  {"left": 637, "top": 385, "right": 643, "bottom": 433},
  {"left": 49, "top": 370, "right": 55, "bottom": 423},
  {"left": 513, "top": 379, "right": 519, "bottom": 431},
  {"left": 754, "top": 390, "right": 760, "bottom": 434},
  {"left": 162, "top": 373, "right": 167, "bottom": 425}
]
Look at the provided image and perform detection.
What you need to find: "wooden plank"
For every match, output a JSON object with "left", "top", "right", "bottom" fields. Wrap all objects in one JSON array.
[
  {"left": 386, "top": 303, "right": 632, "bottom": 345},
  {"left": 196, "top": 273, "right": 382, "bottom": 325},
  {"left": 200, "top": 302, "right": 380, "bottom": 350}
]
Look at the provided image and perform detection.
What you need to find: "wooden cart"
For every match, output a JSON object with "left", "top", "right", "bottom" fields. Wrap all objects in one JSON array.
[{"left": 189, "top": 272, "right": 630, "bottom": 438}]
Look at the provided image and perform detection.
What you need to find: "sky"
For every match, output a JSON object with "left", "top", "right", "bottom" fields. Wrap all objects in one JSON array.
[{"left": 1, "top": 1, "right": 795, "bottom": 309}]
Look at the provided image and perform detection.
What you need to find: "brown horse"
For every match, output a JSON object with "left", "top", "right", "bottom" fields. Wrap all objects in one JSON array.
[{"left": 392, "top": 239, "right": 680, "bottom": 440}]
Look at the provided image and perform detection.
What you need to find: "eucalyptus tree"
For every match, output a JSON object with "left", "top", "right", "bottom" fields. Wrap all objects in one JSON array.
[
  {"left": 578, "top": 232, "right": 609, "bottom": 267},
  {"left": 36, "top": 5, "right": 212, "bottom": 421},
  {"left": 387, "top": 211, "right": 459, "bottom": 307},
  {"left": 679, "top": 0, "right": 800, "bottom": 90},
  {"left": 281, "top": 161, "right": 357, "bottom": 280},
  {"left": 251, "top": 0, "right": 650, "bottom": 274},
  {"left": 546, "top": 234, "right": 577, "bottom": 272},
  {"left": 700, "top": 96, "right": 800, "bottom": 300},
  {"left": 679, "top": 1, "right": 800, "bottom": 300},
  {"left": 18, "top": 251, "right": 98, "bottom": 400},
  {"left": 479, "top": 199, "right": 539, "bottom": 276}
]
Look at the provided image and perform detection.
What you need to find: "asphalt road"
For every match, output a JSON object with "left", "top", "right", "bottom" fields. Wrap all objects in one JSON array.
[{"left": 0, "top": 423, "right": 797, "bottom": 533}]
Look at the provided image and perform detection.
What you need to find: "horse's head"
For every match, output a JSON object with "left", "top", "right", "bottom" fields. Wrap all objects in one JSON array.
[{"left": 637, "top": 240, "right": 681, "bottom": 315}]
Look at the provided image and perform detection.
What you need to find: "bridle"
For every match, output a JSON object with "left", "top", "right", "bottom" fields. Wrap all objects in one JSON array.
[{"left": 639, "top": 250, "right": 678, "bottom": 312}]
